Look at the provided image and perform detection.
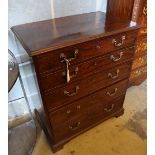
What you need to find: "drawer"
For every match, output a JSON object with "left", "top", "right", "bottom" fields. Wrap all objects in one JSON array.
[
  {"left": 33, "top": 30, "right": 138, "bottom": 74},
  {"left": 132, "top": 54, "right": 147, "bottom": 70},
  {"left": 39, "top": 46, "right": 134, "bottom": 90},
  {"left": 49, "top": 83, "right": 125, "bottom": 126},
  {"left": 51, "top": 95, "right": 125, "bottom": 142},
  {"left": 40, "top": 61, "right": 131, "bottom": 93},
  {"left": 43, "top": 62, "right": 131, "bottom": 110}
]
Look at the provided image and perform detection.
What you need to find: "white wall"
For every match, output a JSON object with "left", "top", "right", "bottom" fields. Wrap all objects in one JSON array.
[
  {"left": 8, "top": 0, "right": 107, "bottom": 62},
  {"left": 50, "top": 0, "right": 107, "bottom": 18},
  {"left": 9, "top": 0, "right": 107, "bottom": 27},
  {"left": 8, "top": 0, "right": 107, "bottom": 118}
]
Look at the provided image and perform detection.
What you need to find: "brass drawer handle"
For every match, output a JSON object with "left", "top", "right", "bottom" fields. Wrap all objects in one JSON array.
[
  {"left": 64, "top": 86, "right": 79, "bottom": 97},
  {"left": 62, "top": 66, "right": 79, "bottom": 79},
  {"left": 143, "top": 6, "right": 147, "bottom": 16},
  {"left": 60, "top": 49, "right": 79, "bottom": 62},
  {"left": 69, "top": 122, "right": 80, "bottom": 130},
  {"left": 110, "top": 52, "right": 123, "bottom": 62},
  {"left": 104, "top": 104, "right": 114, "bottom": 112},
  {"left": 108, "top": 69, "right": 119, "bottom": 79},
  {"left": 112, "top": 36, "right": 126, "bottom": 47},
  {"left": 106, "top": 88, "right": 118, "bottom": 96}
]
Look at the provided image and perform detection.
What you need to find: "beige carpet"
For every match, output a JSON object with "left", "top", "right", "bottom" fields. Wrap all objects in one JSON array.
[{"left": 32, "top": 81, "right": 147, "bottom": 155}]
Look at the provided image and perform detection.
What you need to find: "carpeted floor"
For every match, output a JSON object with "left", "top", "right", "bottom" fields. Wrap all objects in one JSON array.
[
  {"left": 8, "top": 120, "right": 36, "bottom": 155},
  {"left": 32, "top": 81, "right": 147, "bottom": 155}
]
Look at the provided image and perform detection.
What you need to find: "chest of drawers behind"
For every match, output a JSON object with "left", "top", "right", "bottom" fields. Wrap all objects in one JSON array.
[{"left": 129, "top": 0, "right": 147, "bottom": 86}]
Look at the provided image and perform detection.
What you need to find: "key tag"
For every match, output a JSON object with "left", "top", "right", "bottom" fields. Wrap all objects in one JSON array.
[{"left": 64, "top": 58, "right": 70, "bottom": 83}]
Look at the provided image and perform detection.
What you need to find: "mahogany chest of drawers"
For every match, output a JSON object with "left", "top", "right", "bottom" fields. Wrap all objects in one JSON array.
[{"left": 11, "top": 12, "right": 141, "bottom": 152}]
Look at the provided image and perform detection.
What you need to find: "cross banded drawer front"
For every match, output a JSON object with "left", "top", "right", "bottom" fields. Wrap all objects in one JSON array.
[
  {"left": 40, "top": 61, "right": 131, "bottom": 93},
  {"left": 38, "top": 46, "right": 134, "bottom": 90},
  {"left": 51, "top": 95, "right": 125, "bottom": 142},
  {"left": 33, "top": 30, "right": 138, "bottom": 74},
  {"left": 39, "top": 62, "right": 131, "bottom": 92},
  {"left": 43, "top": 63, "right": 131, "bottom": 110},
  {"left": 49, "top": 79, "right": 128, "bottom": 125}
]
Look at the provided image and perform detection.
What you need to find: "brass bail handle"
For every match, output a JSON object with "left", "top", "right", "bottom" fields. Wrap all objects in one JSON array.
[
  {"left": 112, "top": 36, "right": 126, "bottom": 47},
  {"left": 108, "top": 69, "right": 120, "bottom": 79},
  {"left": 104, "top": 104, "right": 115, "bottom": 112},
  {"left": 110, "top": 52, "right": 123, "bottom": 62},
  {"left": 60, "top": 49, "right": 79, "bottom": 62},
  {"left": 69, "top": 122, "right": 80, "bottom": 130},
  {"left": 106, "top": 88, "right": 118, "bottom": 96}
]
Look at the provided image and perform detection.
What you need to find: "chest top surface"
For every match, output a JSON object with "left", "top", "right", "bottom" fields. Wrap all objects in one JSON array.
[{"left": 11, "top": 11, "right": 141, "bottom": 56}]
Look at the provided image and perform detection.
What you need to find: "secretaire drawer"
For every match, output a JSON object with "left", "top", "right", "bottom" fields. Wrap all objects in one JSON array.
[
  {"left": 33, "top": 30, "right": 138, "bottom": 74},
  {"left": 39, "top": 46, "right": 134, "bottom": 90},
  {"left": 43, "top": 62, "right": 131, "bottom": 110},
  {"left": 51, "top": 95, "right": 125, "bottom": 142}
]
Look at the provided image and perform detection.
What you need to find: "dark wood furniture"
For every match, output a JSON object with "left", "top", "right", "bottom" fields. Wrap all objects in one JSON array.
[
  {"left": 11, "top": 11, "right": 141, "bottom": 152},
  {"left": 106, "top": 0, "right": 135, "bottom": 22},
  {"left": 129, "top": 0, "right": 147, "bottom": 85},
  {"left": 106, "top": 0, "right": 147, "bottom": 86}
]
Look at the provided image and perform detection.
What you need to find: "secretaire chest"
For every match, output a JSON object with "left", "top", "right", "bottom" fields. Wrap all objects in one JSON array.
[{"left": 11, "top": 11, "right": 141, "bottom": 152}]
